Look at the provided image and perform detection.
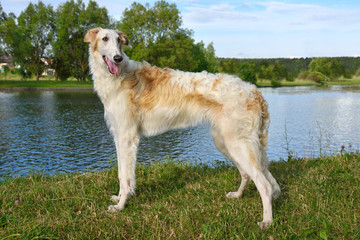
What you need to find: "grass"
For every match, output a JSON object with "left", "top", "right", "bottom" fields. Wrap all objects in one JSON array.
[
  {"left": 0, "top": 73, "right": 92, "bottom": 89},
  {"left": 0, "top": 80, "right": 93, "bottom": 89},
  {"left": 1, "top": 153, "right": 359, "bottom": 239},
  {"left": 256, "top": 78, "right": 360, "bottom": 87}
]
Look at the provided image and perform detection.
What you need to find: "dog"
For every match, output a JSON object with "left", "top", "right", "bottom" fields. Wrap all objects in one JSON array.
[{"left": 84, "top": 28, "right": 280, "bottom": 230}]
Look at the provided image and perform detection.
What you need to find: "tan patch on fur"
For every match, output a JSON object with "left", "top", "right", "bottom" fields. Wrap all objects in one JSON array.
[
  {"left": 185, "top": 91, "right": 223, "bottom": 111},
  {"left": 84, "top": 28, "right": 101, "bottom": 43},
  {"left": 92, "top": 38, "right": 99, "bottom": 52},
  {"left": 84, "top": 28, "right": 102, "bottom": 52},
  {"left": 211, "top": 77, "right": 222, "bottom": 91},
  {"left": 122, "top": 65, "right": 223, "bottom": 115},
  {"left": 249, "top": 150, "right": 259, "bottom": 169},
  {"left": 130, "top": 65, "right": 173, "bottom": 110},
  {"left": 246, "top": 90, "right": 269, "bottom": 148}
]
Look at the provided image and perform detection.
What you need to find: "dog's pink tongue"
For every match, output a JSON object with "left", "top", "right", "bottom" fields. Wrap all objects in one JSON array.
[{"left": 104, "top": 57, "right": 118, "bottom": 75}]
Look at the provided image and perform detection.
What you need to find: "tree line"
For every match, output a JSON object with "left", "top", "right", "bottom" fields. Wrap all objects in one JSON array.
[
  {"left": 218, "top": 57, "right": 360, "bottom": 85},
  {"left": 1, "top": 0, "right": 360, "bottom": 84},
  {"left": 0, "top": 0, "right": 218, "bottom": 81}
]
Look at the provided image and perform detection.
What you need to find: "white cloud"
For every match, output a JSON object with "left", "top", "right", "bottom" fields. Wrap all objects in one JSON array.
[
  {"left": 183, "top": 3, "right": 258, "bottom": 25},
  {"left": 257, "top": 1, "right": 360, "bottom": 29}
]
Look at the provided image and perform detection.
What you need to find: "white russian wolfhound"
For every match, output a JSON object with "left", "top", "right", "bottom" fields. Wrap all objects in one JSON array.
[{"left": 84, "top": 28, "right": 280, "bottom": 229}]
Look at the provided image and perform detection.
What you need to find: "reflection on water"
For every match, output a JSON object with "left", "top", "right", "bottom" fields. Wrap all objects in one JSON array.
[{"left": 0, "top": 85, "right": 359, "bottom": 178}]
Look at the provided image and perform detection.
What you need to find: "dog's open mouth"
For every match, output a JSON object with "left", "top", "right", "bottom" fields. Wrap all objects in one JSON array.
[{"left": 103, "top": 56, "right": 118, "bottom": 75}]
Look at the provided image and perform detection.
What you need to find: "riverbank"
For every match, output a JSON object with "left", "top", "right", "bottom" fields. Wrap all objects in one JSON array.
[
  {"left": 0, "top": 80, "right": 93, "bottom": 90},
  {"left": 256, "top": 77, "right": 360, "bottom": 87},
  {"left": 1, "top": 153, "right": 358, "bottom": 239},
  {"left": 1, "top": 78, "right": 360, "bottom": 90}
]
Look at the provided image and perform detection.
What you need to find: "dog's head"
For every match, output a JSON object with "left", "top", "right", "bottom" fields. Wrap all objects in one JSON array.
[{"left": 84, "top": 28, "right": 129, "bottom": 75}]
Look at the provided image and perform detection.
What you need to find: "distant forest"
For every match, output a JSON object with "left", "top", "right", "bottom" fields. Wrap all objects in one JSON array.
[
  {"left": 218, "top": 57, "right": 360, "bottom": 85},
  {"left": 221, "top": 57, "right": 360, "bottom": 74}
]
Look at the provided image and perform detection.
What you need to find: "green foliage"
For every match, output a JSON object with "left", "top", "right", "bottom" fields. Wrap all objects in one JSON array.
[
  {"left": 299, "top": 71, "right": 329, "bottom": 84},
  {"left": 220, "top": 57, "right": 360, "bottom": 84},
  {"left": 309, "top": 57, "right": 346, "bottom": 79},
  {"left": 272, "top": 62, "right": 289, "bottom": 80},
  {"left": 53, "top": 0, "right": 111, "bottom": 81},
  {"left": 2, "top": 65, "right": 10, "bottom": 75},
  {"left": 117, "top": 0, "right": 217, "bottom": 72},
  {"left": 270, "top": 79, "right": 281, "bottom": 87},
  {"left": 219, "top": 59, "right": 238, "bottom": 74},
  {"left": 219, "top": 59, "right": 293, "bottom": 84},
  {"left": 1, "top": 1, "right": 55, "bottom": 80},
  {"left": 257, "top": 62, "right": 290, "bottom": 82},
  {"left": 220, "top": 57, "right": 313, "bottom": 75},
  {"left": 258, "top": 64, "right": 273, "bottom": 80},
  {"left": 218, "top": 59, "right": 257, "bottom": 84},
  {"left": 238, "top": 62, "right": 257, "bottom": 84},
  {"left": 354, "top": 68, "right": 360, "bottom": 78},
  {"left": 0, "top": 3, "right": 8, "bottom": 55},
  {"left": 16, "top": 67, "right": 33, "bottom": 80}
]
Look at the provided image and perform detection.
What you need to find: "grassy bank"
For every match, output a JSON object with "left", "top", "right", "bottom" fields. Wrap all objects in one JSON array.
[
  {"left": 1, "top": 153, "right": 359, "bottom": 239},
  {"left": 0, "top": 80, "right": 93, "bottom": 89},
  {"left": 256, "top": 77, "right": 360, "bottom": 87}
]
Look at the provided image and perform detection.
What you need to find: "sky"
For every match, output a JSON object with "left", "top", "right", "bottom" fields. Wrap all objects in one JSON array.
[{"left": 2, "top": 0, "right": 360, "bottom": 58}]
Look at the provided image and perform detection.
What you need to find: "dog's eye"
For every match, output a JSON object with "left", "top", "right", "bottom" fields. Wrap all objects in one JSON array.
[
  {"left": 117, "top": 37, "right": 121, "bottom": 43},
  {"left": 102, "top": 37, "right": 108, "bottom": 42}
]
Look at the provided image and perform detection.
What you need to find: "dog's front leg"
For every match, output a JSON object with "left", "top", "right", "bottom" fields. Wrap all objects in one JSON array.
[{"left": 108, "top": 126, "right": 139, "bottom": 212}]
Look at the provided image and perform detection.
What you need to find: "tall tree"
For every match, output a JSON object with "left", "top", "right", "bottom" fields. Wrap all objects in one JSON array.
[
  {"left": 0, "top": 3, "right": 8, "bottom": 55},
  {"left": 203, "top": 42, "right": 220, "bottom": 73},
  {"left": 53, "top": 0, "right": 111, "bottom": 81},
  {"left": 1, "top": 1, "right": 55, "bottom": 80},
  {"left": 117, "top": 0, "right": 208, "bottom": 72}
]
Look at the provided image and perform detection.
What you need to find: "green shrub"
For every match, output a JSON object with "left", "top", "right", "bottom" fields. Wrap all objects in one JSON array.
[
  {"left": 271, "top": 79, "right": 281, "bottom": 86},
  {"left": 307, "top": 71, "right": 329, "bottom": 83},
  {"left": 355, "top": 68, "right": 360, "bottom": 78},
  {"left": 298, "top": 71, "right": 329, "bottom": 84}
]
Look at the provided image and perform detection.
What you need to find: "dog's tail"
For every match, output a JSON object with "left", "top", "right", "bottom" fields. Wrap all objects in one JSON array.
[
  {"left": 258, "top": 92, "right": 270, "bottom": 149},
  {"left": 248, "top": 90, "right": 270, "bottom": 168}
]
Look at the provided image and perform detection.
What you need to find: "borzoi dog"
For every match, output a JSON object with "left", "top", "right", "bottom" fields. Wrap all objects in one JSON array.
[{"left": 84, "top": 28, "right": 280, "bottom": 229}]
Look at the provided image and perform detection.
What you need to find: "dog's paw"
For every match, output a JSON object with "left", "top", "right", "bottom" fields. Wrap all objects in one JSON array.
[
  {"left": 108, "top": 204, "right": 123, "bottom": 213},
  {"left": 110, "top": 195, "right": 121, "bottom": 203},
  {"left": 272, "top": 188, "right": 281, "bottom": 200},
  {"left": 257, "top": 220, "right": 272, "bottom": 230},
  {"left": 226, "top": 191, "right": 243, "bottom": 199}
]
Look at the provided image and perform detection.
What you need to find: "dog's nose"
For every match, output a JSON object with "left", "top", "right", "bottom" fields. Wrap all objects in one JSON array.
[{"left": 113, "top": 55, "right": 123, "bottom": 63}]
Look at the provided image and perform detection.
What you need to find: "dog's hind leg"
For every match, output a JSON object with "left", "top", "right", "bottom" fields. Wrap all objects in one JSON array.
[
  {"left": 108, "top": 127, "right": 140, "bottom": 212},
  {"left": 221, "top": 127, "right": 274, "bottom": 230},
  {"left": 264, "top": 169, "right": 281, "bottom": 199},
  {"left": 226, "top": 170, "right": 251, "bottom": 199},
  {"left": 211, "top": 127, "right": 251, "bottom": 198}
]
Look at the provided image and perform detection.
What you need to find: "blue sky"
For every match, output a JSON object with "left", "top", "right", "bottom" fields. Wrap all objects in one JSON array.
[{"left": 2, "top": 0, "right": 360, "bottom": 58}]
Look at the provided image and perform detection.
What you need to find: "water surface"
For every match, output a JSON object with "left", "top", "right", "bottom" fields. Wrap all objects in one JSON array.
[{"left": 1, "top": 85, "right": 359, "bottom": 178}]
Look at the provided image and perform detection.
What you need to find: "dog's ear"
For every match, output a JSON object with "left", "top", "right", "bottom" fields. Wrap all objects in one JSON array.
[
  {"left": 116, "top": 30, "right": 129, "bottom": 45},
  {"left": 84, "top": 28, "right": 102, "bottom": 43}
]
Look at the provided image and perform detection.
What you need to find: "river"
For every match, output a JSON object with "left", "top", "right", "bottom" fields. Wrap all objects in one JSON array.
[{"left": 1, "top": 85, "right": 359, "bottom": 178}]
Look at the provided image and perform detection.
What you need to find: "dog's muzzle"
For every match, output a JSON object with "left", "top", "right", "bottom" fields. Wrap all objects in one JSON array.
[{"left": 103, "top": 55, "right": 121, "bottom": 75}]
